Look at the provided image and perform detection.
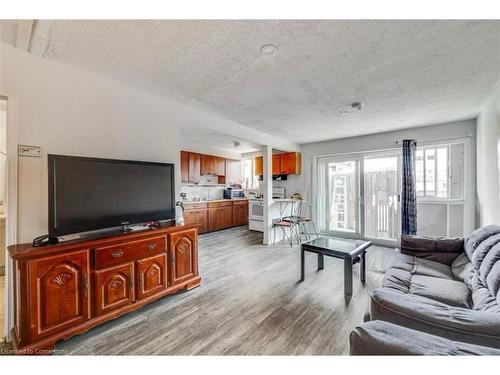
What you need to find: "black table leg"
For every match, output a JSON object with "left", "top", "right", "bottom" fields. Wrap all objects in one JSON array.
[
  {"left": 344, "top": 256, "right": 353, "bottom": 298},
  {"left": 360, "top": 251, "right": 366, "bottom": 283},
  {"left": 300, "top": 248, "right": 305, "bottom": 281},
  {"left": 317, "top": 253, "right": 324, "bottom": 270}
]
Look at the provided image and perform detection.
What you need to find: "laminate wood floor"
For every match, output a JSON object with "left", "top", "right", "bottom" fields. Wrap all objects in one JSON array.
[{"left": 54, "top": 227, "right": 396, "bottom": 355}]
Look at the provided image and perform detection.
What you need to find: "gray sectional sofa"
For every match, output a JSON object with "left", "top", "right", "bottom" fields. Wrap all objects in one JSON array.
[{"left": 350, "top": 225, "right": 500, "bottom": 355}]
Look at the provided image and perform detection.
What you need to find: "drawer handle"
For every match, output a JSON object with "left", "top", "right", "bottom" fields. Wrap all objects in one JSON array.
[
  {"left": 146, "top": 243, "right": 157, "bottom": 251},
  {"left": 111, "top": 249, "right": 124, "bottom": 258}
]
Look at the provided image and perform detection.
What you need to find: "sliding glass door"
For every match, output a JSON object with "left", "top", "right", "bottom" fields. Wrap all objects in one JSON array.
[
  {"left": 317, "top": 152, "right": 400, "bottom": 244},
  {"left": 318, "top": 156, "right": 362, "bottom": 237}
]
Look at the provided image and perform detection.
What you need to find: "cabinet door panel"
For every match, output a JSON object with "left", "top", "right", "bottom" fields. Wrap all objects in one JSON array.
[
  {"left": 232, "top": 203, "right": 249, "bottom": 227},
  {"left": 28, "top": 250, "right": 90, "bottom": 341},
  {"left": 215, "top": 157, "right": 226, "bottom": 176},
  {"left": 184, "top": 209, "right": 208, "bottom": 233},
  {"left": 254, "top": 156, "right": 263, "bottom": 176},
  {"left": 181, "top": 151, "right": 189, "bottom": 183},
  {"left": 169, "top": 229, "right": 198, "bottom": 285},
  {"left": 208, "top": 206, "right": 233, "bottom": 232},
  {"left": 272, "top": 154, "right": 281, "bottom": 175},
  {"left": 137, "top": 254, "right": 168, "bottom": 299},
  {"left": 201, "top": 155, "right": 216, "bottom": 175},
  {"left": 94, "top": 263, "right": 134, "bottom": 316},
  {"left": 188, "top": 152, "right": 201, "bottom": 183}
]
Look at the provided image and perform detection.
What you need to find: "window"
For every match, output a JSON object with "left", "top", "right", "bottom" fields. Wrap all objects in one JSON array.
[
  {"left": 416, "top": 145, "right": 450, "bottom": 198},
  {"left": 242, "top": 158, "right": 259, "bottom": 189}
]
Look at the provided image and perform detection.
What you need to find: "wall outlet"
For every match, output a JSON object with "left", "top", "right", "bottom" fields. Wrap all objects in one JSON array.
[{"left": 18, "top": 145, "right": 42, "bottom": 157}]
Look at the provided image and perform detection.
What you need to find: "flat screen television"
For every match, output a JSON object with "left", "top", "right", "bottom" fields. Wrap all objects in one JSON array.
[{"left": 48, "top": 154, "right": 175, "bottom": 238}]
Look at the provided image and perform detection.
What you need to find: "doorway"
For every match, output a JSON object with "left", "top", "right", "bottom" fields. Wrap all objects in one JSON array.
[
  {"left": 317, "top": 151, "right": 401, "bottom": 245},
  {"left": 0, "top": 97, "right": 7, "bottom": 341}
]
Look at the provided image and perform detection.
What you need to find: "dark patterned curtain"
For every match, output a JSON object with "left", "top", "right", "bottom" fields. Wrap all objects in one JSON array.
[{"left": 402, "top": 139, "right": 417, "bottom": 235}]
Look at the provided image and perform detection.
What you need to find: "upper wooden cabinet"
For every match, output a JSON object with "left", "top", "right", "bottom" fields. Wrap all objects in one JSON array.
[
  {"left": 254, "top": 152, "right": 301, "bottom": 176},
  {"left": 215, "top": 157, "right": 225, "bottom": 176},
  {"left": 180, "top": 151, "right": 201, "bottom": 184},
  {"left": 255, "top": 156, "right": 263, "bottom": 175},
  {"left": 181, "top": 151, "right": 189, "bottom": 184},
  {"left": 181, "top": 151, "right": 241, "bottom": 182},
  {"left": 188, "top": 153, "right": 201, "bottom": 184},
  {"left": 280, "top": 152, "right": 301, "bottom": 175},
  {"left": 201, "top": 154, "right": 216, "bottom": 176},
  {"left": 272, "top": 154, "right": 281, "bottom": 175}
]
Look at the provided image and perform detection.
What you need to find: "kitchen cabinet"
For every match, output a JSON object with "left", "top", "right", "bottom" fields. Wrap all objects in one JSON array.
[
  {"left": 208, "top": 201, "right": 233, "bottom": 232},
  {"left": 188, "top": 152, "right": 201, "bottom": 183},
  {"left": 201, "top": 154, "right": 216, "bottom": 175},
  {"left": 272, "top": 154, "right": 281, "bottom": 175},
  {"left": 215, "top": 157, "right": 226, "bottom": 176},
  {"left": 181, "top": 151, "right": 189, "bottom": 184},
  {"left": 280, "top": 152, "right": 301, "bottom": 175},
  {"left": 232, "top": 200, "right": 249, "bottom": 227},
  {"left": 183, "top": 207, "right": 208, "bottom": 234},
  {"left": 255, "top": 156, "right": 263, "bottom": 175},
  {"left": 254, "top": 152, "right": 301, "bottom": 176}
]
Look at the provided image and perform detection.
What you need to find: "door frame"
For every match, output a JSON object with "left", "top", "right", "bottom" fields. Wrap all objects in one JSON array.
[{"left": 2, "top": 94, "right": 19, "bottom": 342}]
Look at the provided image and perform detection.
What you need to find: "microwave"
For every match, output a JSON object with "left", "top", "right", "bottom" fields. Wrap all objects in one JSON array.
[{"left": 223, "top": 188, "right": 245, "bottom": 199}]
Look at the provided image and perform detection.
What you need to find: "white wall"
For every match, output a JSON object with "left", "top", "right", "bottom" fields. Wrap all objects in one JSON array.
[
  {"left": 476, "top": 86, "right": 500, "bottom": 226},
  {"left": 0, "top": 43, "right": 254, "bottom": 243}
]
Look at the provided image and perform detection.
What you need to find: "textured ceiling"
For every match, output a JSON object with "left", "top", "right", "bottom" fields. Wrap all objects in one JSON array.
[{"left": 30, "top": 20, "right": 500, "bottom": 144}]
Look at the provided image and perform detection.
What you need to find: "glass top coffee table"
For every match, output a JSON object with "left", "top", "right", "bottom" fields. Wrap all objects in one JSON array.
[{"left": 300, "top": 237, "right": 372, "bottom": 298}]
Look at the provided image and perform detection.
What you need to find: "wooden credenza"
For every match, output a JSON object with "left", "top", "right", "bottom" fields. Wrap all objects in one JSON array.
[{"left": 8, "top": 224, "right": 201, "bottom": 354}]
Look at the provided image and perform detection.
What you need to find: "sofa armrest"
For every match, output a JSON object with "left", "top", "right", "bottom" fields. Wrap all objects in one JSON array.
[
  {"left": 350, "top": 320, "right": 500, "bottom": 355},
  {"left": 370, "top": 289, "right": 500, "bottom": 349},
  {"left": 400, "top": 235, "right": 464, "bottom": 265}
]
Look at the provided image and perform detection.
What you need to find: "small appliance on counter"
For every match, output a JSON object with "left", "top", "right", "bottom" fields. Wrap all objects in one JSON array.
[
  {"left": 272, "top": 187, "right": 285, "bottom": 199},
  {"left": 223, "top": 187, "right": 245, "bottom": 199}
]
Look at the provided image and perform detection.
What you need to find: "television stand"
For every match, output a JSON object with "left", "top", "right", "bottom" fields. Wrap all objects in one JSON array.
[{"left": 8, "top": 223, "right": 200, "bottom": 355}]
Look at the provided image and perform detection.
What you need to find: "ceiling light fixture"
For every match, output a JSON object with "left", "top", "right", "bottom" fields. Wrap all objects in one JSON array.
[
  {"left": 233, "top": 141, "right": 241, "bottom": 149},
  {"left": 260, "top": 44, "right": 279, "bottom": 55}
]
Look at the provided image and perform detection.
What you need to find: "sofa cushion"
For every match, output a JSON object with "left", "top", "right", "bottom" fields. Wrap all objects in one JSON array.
[
  {"left": 370, "top": 288, "right": 500, "bottom": 348},
  {"left": 401, "top": 235, "right": 464, "bottom": 265},
  {"left": 383, "top": 256, "right": 471, "bottom": 308},
  {"left": 472, "top": 283, "right": 500, "bottom": 313},
  {"left": 451, "top": 252, "right": 474, "bottom": 287},
  {"left": 409, "top": 275, "right": 471, "bottom": 308},
  {"left": 350, "top": 320, "right": 500, "bottom": 355},
  {"left": 390, "top": 253, "right": 454, "bottom": 280}
]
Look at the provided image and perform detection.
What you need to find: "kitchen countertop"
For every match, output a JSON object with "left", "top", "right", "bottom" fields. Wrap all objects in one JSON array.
[{"left": 183, "top": 198, "right": 248, "bottom": 205}]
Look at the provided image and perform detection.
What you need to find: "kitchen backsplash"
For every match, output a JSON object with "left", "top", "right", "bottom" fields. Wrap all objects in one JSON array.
[{"left": 180, "top": 185, "right": 225, "bottom": 202}]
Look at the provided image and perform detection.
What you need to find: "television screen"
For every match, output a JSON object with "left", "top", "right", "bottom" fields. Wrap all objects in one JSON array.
[{"left": 48, "top": 154, "right": 175, "bottom": 237}]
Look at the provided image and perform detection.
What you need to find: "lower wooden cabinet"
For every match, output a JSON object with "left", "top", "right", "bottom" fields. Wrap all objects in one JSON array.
[
  {"left": 169, "top": 229, "right": 198, "bottom": 286},
  {"left": 136, "top": 254, "right": 168, "bottom": 299},
  {"left": 208, "top": 205, "right": 233, "bottom": 232},
  {"left": 9, "top": 224, "right": 200, "bottom": 354},
  {"left": 232, "top": 201, "right": 249, "bottom": 227},
  {"left": 94, "top": 263, "right": 135, "bottom": 316},
  {"left": 184, "top": 208, "right": 208, "bottom": 233},
  {"left": 27, "top": 250, "right": 91, "bottom": 342}
]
